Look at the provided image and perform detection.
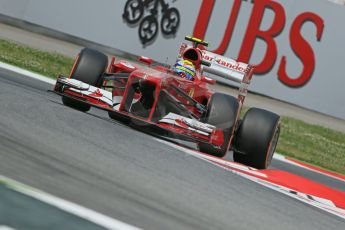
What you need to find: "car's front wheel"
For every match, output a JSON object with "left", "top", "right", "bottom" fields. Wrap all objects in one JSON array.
[
  {"left": 198, "top": 93, "right": 239, "bottom": 157},
  {"left": 62, "top": 48, "right": 108, "bottom": 112}
]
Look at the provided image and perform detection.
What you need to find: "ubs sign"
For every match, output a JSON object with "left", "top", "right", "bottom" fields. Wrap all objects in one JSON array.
[{"left": 193, "top": 0, "right": 325, "bottom": 88}]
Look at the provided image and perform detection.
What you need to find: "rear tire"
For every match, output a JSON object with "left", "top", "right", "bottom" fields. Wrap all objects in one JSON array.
[
  {"left": 198, "top": 93, "right": 239, "bottom": 157},
  {"left": 62, "top": 48, "right": 108, "bottom": 112},
  {"left": 233, "top": 108, "right": 280, "bottom": 169}
]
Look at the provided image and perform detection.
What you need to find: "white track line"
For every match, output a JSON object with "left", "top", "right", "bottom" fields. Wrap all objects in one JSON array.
[
  {"left": 0, "top": 226, "right": 17, "bottom": 230},
  {"left": 0, "top": 176, "right": 142, "bottom": 230},
  {"left": 0, "top": 61, "right": 55, "bottom": 84}
]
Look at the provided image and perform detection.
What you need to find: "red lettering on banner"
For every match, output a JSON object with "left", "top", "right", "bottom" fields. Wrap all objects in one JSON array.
[
  {"left": 192, "top": 0, "right": 325, "bottom": 88},
  {"left": 193, "top": 0, "right": 241, "bottom": 53},
  {"left": 278, "top": 13, "right": 324, "bottom": 87},
  {"left": 238, "top": 0, "right": 285, "bottom": 74},
  {"left": 212, "top": 0, "right": 242, "bottom": 54},
  {"left": 193, "top": 0, "right": 215, "bottom": 40}
]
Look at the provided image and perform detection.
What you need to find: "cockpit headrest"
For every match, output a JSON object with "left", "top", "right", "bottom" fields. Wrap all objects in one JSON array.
[{"left": 182, "top": 48, "right": 202, "bottom": 65}]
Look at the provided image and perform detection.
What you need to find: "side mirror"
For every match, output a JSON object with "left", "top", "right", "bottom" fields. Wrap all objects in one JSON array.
[
  {"left": 139, "top": 56, "right": 153, "bottom": 66},
  {"left": 201, "top": 76, "right": 216, "bottom": 85}
]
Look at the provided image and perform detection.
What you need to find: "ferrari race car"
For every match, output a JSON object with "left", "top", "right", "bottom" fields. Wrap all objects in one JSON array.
[{"left": 53, "top": 36, "right": 280, "bottom": 169}]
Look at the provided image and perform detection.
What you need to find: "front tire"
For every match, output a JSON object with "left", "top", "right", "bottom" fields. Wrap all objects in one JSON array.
[
  {"left": 198, "top": 93, "right": 239, "bottom": 157},
  {"left": 233, "top": 108, "right": 280, "bottom": 169},
  {"left": 62, "top": 48, "right": 108, "bottom": 112}
]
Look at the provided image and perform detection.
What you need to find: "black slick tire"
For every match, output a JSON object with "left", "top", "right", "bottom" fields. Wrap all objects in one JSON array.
[
  {"left": 62, "top": 48, "right": 108, "bottom": 112},
  {"left": 198, "top": 93, "right": 239, "bottom": 157},
  {"left": 233, "top": 108, "right": 280, "bottom": 169}
]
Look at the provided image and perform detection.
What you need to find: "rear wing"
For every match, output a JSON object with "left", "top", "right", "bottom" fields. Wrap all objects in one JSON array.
[
  {"left": 201, "top": 49, "right": 253, "bottom": 83},
  {"left": 178, "top": 43, "right": 254, "bottom": 103}
]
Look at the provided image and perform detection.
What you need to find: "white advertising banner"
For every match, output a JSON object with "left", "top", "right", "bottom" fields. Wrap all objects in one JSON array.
[{"left": 0, "top": 0, "right": 344, "bottom": 119}]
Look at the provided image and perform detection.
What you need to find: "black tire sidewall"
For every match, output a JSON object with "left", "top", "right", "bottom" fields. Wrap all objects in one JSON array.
[
  {"left": 233, "top": 108, "right": 280, "bottom": 169},
  {"left": 71, "top": 48, "right": 108, "bottom": 87},
  {"left": 62, "top": 48, "right": 108, "bottom": 111},
  {"left": 198, "top": 93, "right": 239, "bottom": 157}
]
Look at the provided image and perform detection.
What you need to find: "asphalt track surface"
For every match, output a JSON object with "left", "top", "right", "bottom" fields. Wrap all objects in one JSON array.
[{"left": 1, "top": 68, "right": 345, "bottom": 230}]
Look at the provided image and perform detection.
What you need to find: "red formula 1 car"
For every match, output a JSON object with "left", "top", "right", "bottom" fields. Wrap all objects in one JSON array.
[{"left": 53, "top": 36, "right": 280, "bottom": 169}]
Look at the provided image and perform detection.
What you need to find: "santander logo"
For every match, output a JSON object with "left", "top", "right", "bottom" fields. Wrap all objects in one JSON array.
[
  {"left": 215, "top": 60, "right": 247, "bottom": 73},
  {"left": 201, "top": 50, "right": 249, "bottom": 74}
]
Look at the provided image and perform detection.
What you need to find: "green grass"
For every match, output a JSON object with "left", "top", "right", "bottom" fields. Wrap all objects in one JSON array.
[
  {"left": 277, "top": 117, "right": 345, "bottom": 175},
  {"left": 0, "top": 38, "right": 73, "bottom": 78},
  {"left": 1, "top": 38, "right": 344, "bottom": 175}
]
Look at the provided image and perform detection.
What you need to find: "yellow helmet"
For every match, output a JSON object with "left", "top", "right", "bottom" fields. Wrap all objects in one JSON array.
[{"left": 173, "top": 60, "right": 196, "bottom": 81}]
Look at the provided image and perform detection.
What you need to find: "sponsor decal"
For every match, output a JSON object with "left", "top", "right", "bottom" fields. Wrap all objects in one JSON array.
[
  {"left": 201, "top": 51, "right": 249, "bottom": 74},
  {"left": 123, "top": 0, "right": 180, "bottom": 45}
]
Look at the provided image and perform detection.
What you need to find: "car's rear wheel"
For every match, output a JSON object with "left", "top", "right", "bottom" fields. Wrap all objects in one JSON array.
[
  {"left": 198, "top": 93, "right": 239, "bottom": 157},
  {"left": 62, "top": 48, "right": 108, "bottom": 112},
  {"left": 233, "top": 108, "right": 280, "bottom": 169}
]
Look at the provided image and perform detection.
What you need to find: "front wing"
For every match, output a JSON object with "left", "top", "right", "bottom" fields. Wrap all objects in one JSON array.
[{"left": 52, "top": 76, "right": 224, "bottom": 147}]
